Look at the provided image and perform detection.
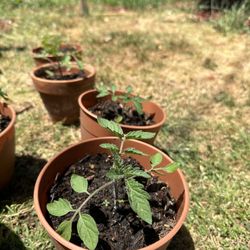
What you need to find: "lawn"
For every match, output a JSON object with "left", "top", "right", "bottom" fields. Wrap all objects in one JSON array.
[{"left": 0, "top": 0, "right": 249, "bottom": 249}]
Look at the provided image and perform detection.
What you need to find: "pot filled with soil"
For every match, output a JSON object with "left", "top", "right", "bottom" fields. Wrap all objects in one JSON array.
[
  {"left": 34, "top": 118, "right": 189, "bottom": 250},
  {"left": 32, "top": 44, "right": 82, "bottom": 66},
  {"left": 31, "top": 62, "right": 95, "bottom": 124},
  {"left": 78, "top": 86, "right": 166, "bottom": 144},
  {"left": 0, "top": 101, "right": 16, "bottom": 190}
]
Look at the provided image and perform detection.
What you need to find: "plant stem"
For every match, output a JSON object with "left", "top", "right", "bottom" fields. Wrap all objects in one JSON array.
[
  {"left": 70, "top": 180, "right": 114, "bottom": 222},
  {"left": 57, "top": 61, "right": 63, "bottom": 78},
  {"left": 119, "top": 136, "right": 126, "bottom": 154}
]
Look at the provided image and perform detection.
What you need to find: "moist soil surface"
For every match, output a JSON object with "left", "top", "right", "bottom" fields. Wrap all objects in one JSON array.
[
  {"left": 89, "top": 99, "right": 155, "bottom": 126},
  {"left": 35, "top": 66, "right": 85, "bottom": 81},
  {"left": 48, "top": 153, "right": 177, "bottom": 250},
  {"left": 0, "top": 114, "right": 10, "bottom": 133}
]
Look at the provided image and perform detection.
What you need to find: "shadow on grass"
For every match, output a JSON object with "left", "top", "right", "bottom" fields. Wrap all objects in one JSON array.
[
  {"left": 168, "top": 225, "right": 195, "bottom": 250},
  {"left": 0, "top": 154, "right": 47, "bottom": 207},
  {"left": 0, "top": 223, "right": 26, "bottom": 250}
]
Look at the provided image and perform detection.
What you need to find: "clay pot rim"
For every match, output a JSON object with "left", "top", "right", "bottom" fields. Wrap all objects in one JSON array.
[
  {"left": 32, "top": 43, "right": 82, "bottom": 58},
  {"left": 0, "top": 102, "right": 16, "bottom": 138},
  {"left": 30, "top": 63, "right": 96, "bottom": 84},
  {"left": 34, "top": 136, "right": 189, "bottom": 250},
  {"left": 78, "top": 89, "right": 167, "bottom": 130}
]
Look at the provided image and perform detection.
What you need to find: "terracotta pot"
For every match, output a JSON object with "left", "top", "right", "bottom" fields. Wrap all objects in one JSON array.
[
  {"left": 32, "top": 44, "right": 82, "bottom": 66},
  {"left": 78, "top": 90, "right": 166, "bottom": 144},
  {"left": 31, "top": 63, "right": 95, "bottom": 124},
  {"left": 34, "top": 137, "right": 189, "bottom": 250},
  {"left": 0, "top": 102, "right": 16, "bottom": 190}
]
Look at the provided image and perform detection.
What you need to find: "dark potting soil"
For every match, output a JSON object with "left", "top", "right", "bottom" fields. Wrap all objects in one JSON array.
[
  {"left": 48, "top": 154, "right": 177, "bottom": 250},
  {"left": 89, "top": 100, "right": 155, "bottom": 126},
  {"left": 35, "top": 66, "right": 85, "bottom": 81},
  {"left": 0, "top": 114, "right": 10, "bottom": 133}
]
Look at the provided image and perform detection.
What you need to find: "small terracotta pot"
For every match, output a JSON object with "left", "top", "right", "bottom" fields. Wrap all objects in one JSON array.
[
  {"left": 32, "top": 44, "right": 82, "bottom": 66},
  {"left": 31, "top": 63, "right": 95, "bottom": 124},
  {"left": 78, "top": 90, "right": 166, "bottom": 144},
  {"left": 34, "top": 137, "right": 189, "bottom": 250},
  {"left": 0, "top": 102, "right": 16, "bottom": 190}
]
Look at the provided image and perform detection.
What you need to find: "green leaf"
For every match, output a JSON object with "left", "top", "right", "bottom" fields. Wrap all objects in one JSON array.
[
  {"left": 100, "top": 143, "right": 119, "bottom": 152},
  {"left": 114, "top": 115, "right": 123, "bottom": 123},
  {"left": 106, "top": 168, "right": 124, "bottom": 180},
  {"left": 126, "top": 179, "right": 152, "bottom": 224},
  {"left": 150, "top": 153, "right": 163, "bottom": 167},
  {"left": 124, "top": 166, "right": 151, "bottom": 179},
  {"left": 0, "top": 88, "right": 9, "bottom": 101},
  {"left": 46, "top": 198, "right": 74, "bottom": 217},
  {"left": 57, "top": 220, "right": 72, "bottom": 241},
  {"left": 70, "top": 174, "right": 88, "bottom": 193},
  {"left": 124, "top": 147, "right": 147, "bottom": 156},
  {"left": 126, "top": 85, "right": 133, "bottom": 94},
  {"left": 133, "top": 100, "right": 143, "bottom": 115},
  {"left": 162, "top": 162, "right": 179, "bottom": 173},
  {"left": 96, "top": 85, "right": 109, "bottom": 98},
  {"left": 111, "top": 84, "right": 116, "bottom": 94},
  {"left": 97, "top": 117, "right": 124, "bottom": 137},
  {"left": 77, "top": 213, "right": 99, "bottom": 250},
  {"left": 126, "top": 130, "right": 155, "bottom": 140},
  {"left": 75, "top": 58, "right": 84, "bottom": 71}
]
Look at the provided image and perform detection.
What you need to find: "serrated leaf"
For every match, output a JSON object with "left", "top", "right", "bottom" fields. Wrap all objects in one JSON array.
[
  {"left": 106, "top": 168, "right": 124, "bottom": 180},
  {"left": 124, "top": 147, "right": 147, "bottom": 156},
  {"left": 126, "top": 130, "right": 155, "bottom": 140},
  {"left": 150, "top": 153, "right": 163, "bottom": 167},
  {"left": 57, "top": 220, "right": 72, "bottom": 241},
  {"left": 100, "top": 143, "right": 119, "bottom": 152},
  {"left": 124, "top": 166, "right": 151, "bottom": 179},
  {"left": 126, "top": 179, "right": 152, "bottom": 224},
  {"left": 162, "top": 162, "right": 179, "bottom": 173},
  {"left": 70, "top": 174, "right": 88, "bottom": 193},
  {"left": 77, "top": 213, "right": 99, "bottom": 250},
  {"left": 97, "top": 117, "right": 124, "bottom": 137},
  {"left": 46, "top": 198, "right": 74, "bottom": 217}
]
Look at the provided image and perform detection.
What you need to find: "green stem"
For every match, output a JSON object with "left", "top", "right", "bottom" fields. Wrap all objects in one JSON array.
[{"left": 70, "top": 180, "right": 114, "bottom": 222}]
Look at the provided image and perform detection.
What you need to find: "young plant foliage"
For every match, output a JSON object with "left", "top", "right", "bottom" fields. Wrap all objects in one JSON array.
[
  {"left": 47, "top": 198, "right": 74, "bottom": 217},
  {"left": 126, "top": 178, "right": 152, "bottom": 224},
  {"left": 47, "top": 119, "right": 179, "bottom": 249},
  {"left": 77, "top": 213, "right": 99, "bottom": 250}
]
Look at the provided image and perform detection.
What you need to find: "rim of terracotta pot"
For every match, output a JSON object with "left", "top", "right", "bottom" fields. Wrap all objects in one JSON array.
[
  {"left": 30, "top": 63, "right": 95, "bottom": 84},
  {"left": 0, "top": 102, "right": 16, "bottom": 138},
  {"left": 32, "top": 43, "right": 82, "bottom": 58},
  {"left": 34, "top": 137, "right": 189, "bottom": 250},
  {"left": 78, "top": 89, "right": 167, "bottom": 130}
]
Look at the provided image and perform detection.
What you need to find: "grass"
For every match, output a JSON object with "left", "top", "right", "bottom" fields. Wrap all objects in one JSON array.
[{"left": 0, "top": 1, "right": 249, "bottom": 249}]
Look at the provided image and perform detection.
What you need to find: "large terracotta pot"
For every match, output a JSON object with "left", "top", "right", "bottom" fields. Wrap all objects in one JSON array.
[
  {"left": 31, "top": 63, "right": 95, "bottom": 124},
  {"left": 78, "top": 90, "right": 166, "bottom": 144},
  {"left": 32, "top": 44, "right": 82, "bottom": 66},
  {"left": 0, "top": 102, "right": 16, "bottom": 190},
  {"left": 34, "top": 137, "right": 189, "bottom": 250}
]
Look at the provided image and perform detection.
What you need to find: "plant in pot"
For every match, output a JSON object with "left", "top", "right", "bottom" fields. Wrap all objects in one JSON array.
[
  {"left": 78, "top": 85, "right": 166, "bottom": 144},
  {"left": 0, "top": 88, "right": 16, "bottom": 190},
  {"left": 34, "top": 118, "right": 189, "bottom": 250},
  {"left": 32, "top": 34, "right": 82, "bottom": 66},
  {"left": 31, "top": 39, "right": 95, "bottom": 125}
]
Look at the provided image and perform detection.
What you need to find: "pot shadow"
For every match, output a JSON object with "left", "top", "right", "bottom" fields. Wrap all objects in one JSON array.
[
  {"left": 167, "top": 225, "right": 195, "bottom": 250},
  {"left": 0, "top": 154, "right": 47, "bottom": 208},
  {"left": 0, "top": 223, "right": 26, "bottom": 250}
]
